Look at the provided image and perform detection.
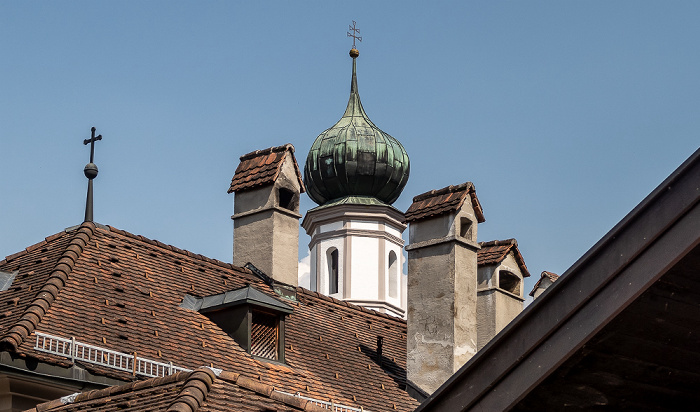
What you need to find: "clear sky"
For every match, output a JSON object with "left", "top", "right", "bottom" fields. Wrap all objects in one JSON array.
[{"left": 1, "top": 2, "right": 698, "bottom": 297}]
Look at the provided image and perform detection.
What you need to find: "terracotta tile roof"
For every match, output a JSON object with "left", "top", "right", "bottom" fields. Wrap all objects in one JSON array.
[
  {"left": 528, "top": 271, "right": 560, "bottom": 297},
  {"left": 404, "top": 182, "right": 485, "bottom": 223},
  {"left": 227, "top": 144, "right": 305, "bottom": 194},
  {"left": 0, "top": 229, "right": 78, "bottom": 347},
  {"left": 25, "top": 366, "right": 329, "bottom": 412},
  {"left": 0, "top": 222, "right": 418, "bottom": 412},
  {"left": 477, "top": 239, "right": 531, "bottom": 277}
]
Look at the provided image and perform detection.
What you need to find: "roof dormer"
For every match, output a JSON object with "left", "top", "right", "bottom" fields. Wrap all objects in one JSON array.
[{"left": 181, "top": 286, "right": 293, "bottom": 362}]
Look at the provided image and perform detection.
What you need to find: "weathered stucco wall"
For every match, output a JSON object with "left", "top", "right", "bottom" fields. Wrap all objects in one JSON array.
[
  {"left": 233, "top": 209, "right": 274, "bottom": 271},
  {"left": 409, "top": 215, "right": 452, "bottom": 244},
  {"left": 406, "top": 240, "right": 478, "bottom": 394},
  {"left": 232, "top": 153, "right": 302, "bottom": 286},
  {"left": 476, "top": 252, "right": 525, "bottom": 349},
  {"left": 271, "top": 211, "right": 301, "bottom": 285}
]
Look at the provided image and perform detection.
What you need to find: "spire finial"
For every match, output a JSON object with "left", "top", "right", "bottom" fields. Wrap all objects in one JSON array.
[
  {"left": 83, "top": 127, "right": 102, "bottom": 222},
  {"left": 347, "top": 20, "right": 361, "bottom": 58}
]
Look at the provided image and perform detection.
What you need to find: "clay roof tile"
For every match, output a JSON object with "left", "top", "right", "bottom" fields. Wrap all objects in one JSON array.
[
  {"left": 228, "top": 144, "right": 306, "bottom": 194},
  {"left": 3, "top": 223, "right": 418, "bottom": 412},
  {"left": 478, "top": 239, "right": 531, "bottom": 277},
  {"left": 405, "top": 182, "right": 485, "bottom": 223},
  {"left": 529, "top": 271, "right": 560, "bottom": 296}
]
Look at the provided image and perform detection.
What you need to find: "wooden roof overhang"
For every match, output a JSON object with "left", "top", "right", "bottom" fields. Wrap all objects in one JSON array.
[{"left": 416, "top": 147, "right": 700, "bottom": 412}]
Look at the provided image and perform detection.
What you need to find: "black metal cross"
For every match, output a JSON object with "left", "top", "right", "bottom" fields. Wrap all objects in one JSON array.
[
  {"left": 347, "top": 20, "right": 362, "bottom": 48},
  {"left": 83, "top": 127, "right": 102, "bottom": 164},
  {"left": 82, "top": 127, "right": 102, "bottom": 223}
]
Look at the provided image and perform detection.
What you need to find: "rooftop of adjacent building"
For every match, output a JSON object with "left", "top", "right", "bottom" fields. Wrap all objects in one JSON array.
[{"left": 0, "top": 222, "right": 418, "bottom": 412}]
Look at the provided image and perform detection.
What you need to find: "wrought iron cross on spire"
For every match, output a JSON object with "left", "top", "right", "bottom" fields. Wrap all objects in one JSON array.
[
  {"left": 84, "top": 127, "right": 102, "bottom": 163},
  {"left": 347, "top": 20, "right": 362, "bottom": 49},
  {"left": 83, "top": 127, "right": 102, "bottom": 223}
]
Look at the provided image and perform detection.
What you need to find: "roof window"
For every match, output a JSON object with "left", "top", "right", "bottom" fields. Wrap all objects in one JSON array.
[
  {"left": 0, "top": 271, "right": 17, "bottom": 292},
  {"left": 181, "top": 286, "right": 293, "bottom": 362}
]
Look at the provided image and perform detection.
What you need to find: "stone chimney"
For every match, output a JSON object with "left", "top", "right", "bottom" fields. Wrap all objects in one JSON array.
[
  {"left": 404, "top": 182, "right": 485, "bottom": 395},
  {"left": 529, "top": 271, "right": 559, "bottom": 299},
  {"left": 476, "top": 239, "right": 530, "bottom": 350},
  {"left": 228, "top": 144, "right": 305, "bottom": 286}
]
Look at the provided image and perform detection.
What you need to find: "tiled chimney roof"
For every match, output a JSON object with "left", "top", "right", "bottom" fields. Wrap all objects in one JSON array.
[
  {"left": 228, "top": 144, "right": 305, "bottom": 194},
  {"left": 404, "top": 182, "right": 485, "bottom": 223},
  {"left": 528, "top": 271, "right": 560, "bottom": 297},
  {"left": 477, "top": 239, "right": 531, "bottom": 277}
]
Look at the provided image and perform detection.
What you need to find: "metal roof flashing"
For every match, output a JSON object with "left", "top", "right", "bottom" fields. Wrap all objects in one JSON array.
[{"left": 180, "top": 286, "right": 294, "bottom": 314}]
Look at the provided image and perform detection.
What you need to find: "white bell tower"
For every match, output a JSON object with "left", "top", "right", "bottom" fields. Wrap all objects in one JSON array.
[{"left": 302, "top": 199, "right": 406, "bottom": 317}]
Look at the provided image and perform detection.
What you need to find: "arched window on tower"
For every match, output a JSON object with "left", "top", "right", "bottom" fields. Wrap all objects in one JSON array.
[
  {"left": 327, "top": 248, "right": 339, "bottom": 294},
  {"left": 388, "top": 251, "right": 398, "bottom": 299}
]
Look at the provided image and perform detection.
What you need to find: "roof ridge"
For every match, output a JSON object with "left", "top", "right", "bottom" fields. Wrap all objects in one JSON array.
[
  {"left": 542, "top": 271, "right": 560, "bottom": 279},
  {"left": 28, "top": 370, "right": 191, "bottom": 412},
  {"left": 32, "top": 366, "right": 333, "bottom": 412},
  {"left": 478, "top": 238, "right": 518, "bottom": 248},
  {"left": 167, "top": 367, "right": 217, "bottom": 412},
  {"left": 295, "top": 286, "right": 407, "bottom": 326},
  {"left": 217, "top": 370, "right": 337, "bottom": 412},
  {"left": 238, "top": 144, "right": 295, "bottom": 162},
  {"left": 102, "top": 225, "right": 262, "bottom": 281},
  {"left": 0, "top": 222, "right": 96, "bottom": 351},
  {"left": 411, "top": 182, "right": 474, "bottom": 202}
]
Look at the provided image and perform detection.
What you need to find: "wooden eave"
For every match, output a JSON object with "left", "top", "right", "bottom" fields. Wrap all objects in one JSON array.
[{"left": 416, "top": 147, "right": 700, "bottom": 412}]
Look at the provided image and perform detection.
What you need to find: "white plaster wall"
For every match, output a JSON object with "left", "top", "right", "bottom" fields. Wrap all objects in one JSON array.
[
  {"left": 319, "top": 221, "right": 344, "bottom": 233},
  {"left": 349, "top": 220, "right": 379, "bottom": 231},
  {"left": 313, "top": 237, "right": 345, "bottom": 297},
  {"left": 309, "top": 246, "right": 317, "bottom": 291},
  {"left": 350, "top": 236, "right": 379, "bottom": 300},
  {"left": 386, "top": 224, "right": 402, "bottom": 239}
]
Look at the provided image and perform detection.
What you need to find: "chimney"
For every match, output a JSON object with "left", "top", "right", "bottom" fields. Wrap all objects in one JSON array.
[
  {"left": 476, "top": 239, "right": 530, "bottom": 350},
  {"left": 404, "top": 182, "right": 485, "bottom": 395},
  {"left": 228, "top": 144, "right": 305, "bottom": 286}
]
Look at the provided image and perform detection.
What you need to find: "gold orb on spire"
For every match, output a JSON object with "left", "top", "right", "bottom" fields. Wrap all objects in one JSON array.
[{"left": 347, "top": 21, "right": 362, "bottom": 58}]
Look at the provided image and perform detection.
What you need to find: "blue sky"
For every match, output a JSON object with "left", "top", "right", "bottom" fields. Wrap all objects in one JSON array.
[{"left": 1, "top": 2, "right": 698, "bottom": 296}]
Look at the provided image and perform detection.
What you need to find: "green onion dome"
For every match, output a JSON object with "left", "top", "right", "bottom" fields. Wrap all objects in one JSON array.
[{"left": 304, "top": 49, "right": 410, "bottom": 206}]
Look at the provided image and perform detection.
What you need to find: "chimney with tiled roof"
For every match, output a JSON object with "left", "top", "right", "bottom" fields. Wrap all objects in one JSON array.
[
  {"left": 476, "top": 238, "right": 530, "bottom": 350},
  {"left": 228, "top": 144, "right": 305, "bottom": 286},
  {"left": 529, "top": 270, "right": 559, "bottom": 299},
  {"left": 404, "top": 182, "right": 485, "bottom": 395}
]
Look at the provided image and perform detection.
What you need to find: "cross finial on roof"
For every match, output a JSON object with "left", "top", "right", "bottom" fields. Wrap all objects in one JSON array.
[
  {"left": 82, "top": 127, "right": 102, "bottom": 223},
  {"left": 347, "top": 20, "right": 362, "bottom": 50}
]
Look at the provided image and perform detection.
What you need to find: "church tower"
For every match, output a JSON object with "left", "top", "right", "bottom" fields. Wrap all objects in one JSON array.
[{"left": 302, "top": 46, "right": 410, "bottom": 318}]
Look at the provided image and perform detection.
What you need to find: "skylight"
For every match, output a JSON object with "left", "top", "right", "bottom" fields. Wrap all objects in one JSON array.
[{"left": 0, "top": 271, "right": 17, "bottom": 292}]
